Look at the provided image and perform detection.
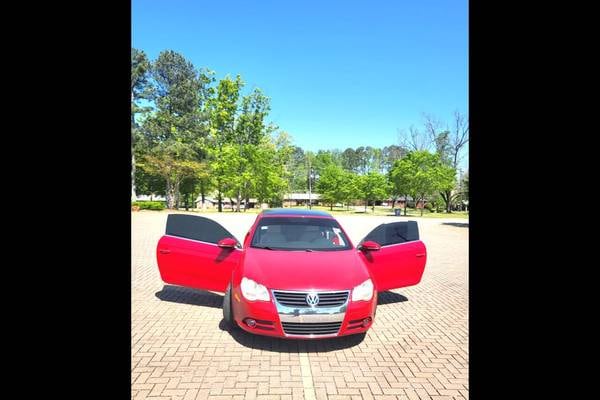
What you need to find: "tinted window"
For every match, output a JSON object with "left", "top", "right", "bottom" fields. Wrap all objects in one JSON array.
[
  {"left": 166, "top": 214, "right": 237, "bottom": 244},
  {"left": 251, "top": 217, "right": 352, "bottom": 251},
  {"left": 362, "top": 221, "right": 419, "bottom": 246}
]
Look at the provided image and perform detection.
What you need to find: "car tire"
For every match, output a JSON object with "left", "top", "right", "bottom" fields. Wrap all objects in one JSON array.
[{"left": 223, "top": 283, "right": 238, "bottom": 330}]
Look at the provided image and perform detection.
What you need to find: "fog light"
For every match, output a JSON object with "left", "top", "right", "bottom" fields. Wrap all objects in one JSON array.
[
  {"left": 244, "top": 318, "right": 257, "bottom": 328},
  {"left": 362, "top": 317, "right": 372, "bottom": 327}
]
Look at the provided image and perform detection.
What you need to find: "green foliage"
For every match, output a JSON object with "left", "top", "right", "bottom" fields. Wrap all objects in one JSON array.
[
  {"left": 316, "top": 164, "right": 355, "bottom": 208},
  {"left": 357, "top": 172, "right": 390, "bottom": 210},
  {"left": 287, "top": 146, "right": 308, "bottom": 192},
  {"left": 132, "top": 201, "right": 165, "bottom": 210},
  {"left": 137, "top": 50, "right": 211, "bottom": 209},
  {"left": 250, "top": 138, "right": 289, "bottom": 205},
  {"left": 131, "top": 48, "right": 151, "bottom": 100},
  {"left": 135, "top": 167, "right": 166, "bottom": 196},
  {"left": 208, "top": 75, "right": 244, "bottom": 144},
  {"left": 341, "top": 148, "right": 360, "bottom": 173},
  {"left": 236, "top": 88, "right": 270, "bottom": 145},
  {"left": 132, "top": 47, "right": 466, "bottom": 214},
  {"left": 390, "top": 150, "right": 457, "bottom": 215},
  {"left": 424, "top": 202, "right": 434, "bottom": 212},
  {"left": 382, "top": 145, "right": 406, "bottom": 172}
]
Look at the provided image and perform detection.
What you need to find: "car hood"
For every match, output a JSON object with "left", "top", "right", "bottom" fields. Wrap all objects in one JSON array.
[{"left": 241, "top": 247, "right": 370, "bottom": 291}]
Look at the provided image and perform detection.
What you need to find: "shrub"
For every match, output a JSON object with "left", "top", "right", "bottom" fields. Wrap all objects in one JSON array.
[
  {"left": 132, "top": 201, "right": 165, "bottom": 211},
  {"left": 424, "top": 202, "right": 434, "bottom": 212}
]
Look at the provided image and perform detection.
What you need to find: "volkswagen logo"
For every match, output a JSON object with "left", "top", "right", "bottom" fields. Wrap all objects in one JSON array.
[{"left": 306, "top": 293, "right": 319, "bottom": 307}]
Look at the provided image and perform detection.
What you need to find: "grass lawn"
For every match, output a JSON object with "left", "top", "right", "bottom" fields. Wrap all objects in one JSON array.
[
  {"left": 291, "top": 205, "right": 469, "bottom": 218},
  {"left": 162, "top": 205, "right": 469, "bottom": 218}
]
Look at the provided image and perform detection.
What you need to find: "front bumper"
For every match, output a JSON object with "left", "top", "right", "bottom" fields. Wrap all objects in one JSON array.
[{"left": 231, "top": 287, "right": 377, "bottom": 339}]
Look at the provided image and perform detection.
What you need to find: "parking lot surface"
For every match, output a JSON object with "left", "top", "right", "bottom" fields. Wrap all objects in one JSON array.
[{"left": 132, "top": 211, "right": 468, "bottom": 400}]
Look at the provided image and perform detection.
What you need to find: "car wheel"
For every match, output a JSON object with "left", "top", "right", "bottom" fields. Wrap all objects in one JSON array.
[{"left": 223, "top": 283, "right": 238, "bottom": 330}]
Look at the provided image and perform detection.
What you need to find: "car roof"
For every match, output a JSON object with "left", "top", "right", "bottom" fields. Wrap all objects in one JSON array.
[{"left": 259, "top": 208, "right": 333, "bottom": 218}]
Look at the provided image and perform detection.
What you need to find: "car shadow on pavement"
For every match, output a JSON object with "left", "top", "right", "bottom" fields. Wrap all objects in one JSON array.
[
  {"left": 155, "top": 285, "right": 223, "bottom": 309},
  {"left": 219, "top": 319, "right": 367, "bottom": 352},
  {"left": 442, "top": 222, "right": 469, "bottom": 228},
  {"left": 377, "top": 291, "right": 408, "bottom": 305}
]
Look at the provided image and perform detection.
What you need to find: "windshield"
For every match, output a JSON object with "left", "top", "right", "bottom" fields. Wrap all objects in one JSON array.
[{"left": 250, "top": 217, "right": 352, "bottom": 251}]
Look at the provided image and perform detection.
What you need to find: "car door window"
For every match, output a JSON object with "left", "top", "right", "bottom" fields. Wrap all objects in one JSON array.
[
  {"left": 361, "top": 221, "right": 419, "bottom": 246},
  {"left": 166, "top": 214, "right": 239, "bottom": 245}
]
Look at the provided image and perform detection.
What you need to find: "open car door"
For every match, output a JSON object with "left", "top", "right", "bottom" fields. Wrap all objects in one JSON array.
[
  {"left": 358, "top": 221, "right": 427, "bottom": 292},
  {"left": 156, "top": 214, "right": 242, "bottom": 292}
]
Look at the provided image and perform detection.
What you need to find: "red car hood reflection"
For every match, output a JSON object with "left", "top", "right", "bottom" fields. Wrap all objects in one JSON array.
[{"left": 241, "top": 247, "right": 370, "bottom": 291}]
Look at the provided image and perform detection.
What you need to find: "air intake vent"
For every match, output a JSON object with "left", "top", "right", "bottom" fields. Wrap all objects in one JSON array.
[{"left": 281, "top": 321, "right": 342, "bottom": 335}]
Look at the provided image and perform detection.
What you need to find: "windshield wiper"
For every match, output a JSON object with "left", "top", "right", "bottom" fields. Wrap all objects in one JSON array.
[{"left": 304, "top": 248, "right": 314, "bottom": 252}]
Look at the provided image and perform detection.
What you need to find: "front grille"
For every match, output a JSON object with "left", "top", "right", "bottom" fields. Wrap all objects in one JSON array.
[
  {"left": 281, "top": 321, "right": 342, "bottom": 335},
  {"left": 272, "top": 290, "right": 349, "bottom": 307}
]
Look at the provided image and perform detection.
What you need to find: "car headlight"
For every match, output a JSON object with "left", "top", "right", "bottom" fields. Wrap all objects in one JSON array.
[
  {"left": 240, "top": 277, "right": 270, "bottom": 301},
  {"left": 352, "top": 278, "right": 374, "bottom": 302}
]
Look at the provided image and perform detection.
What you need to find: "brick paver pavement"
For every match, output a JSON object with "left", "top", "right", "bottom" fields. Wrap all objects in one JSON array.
[{"left": 132, "top": 211, "right": 468, "bottom": 400}]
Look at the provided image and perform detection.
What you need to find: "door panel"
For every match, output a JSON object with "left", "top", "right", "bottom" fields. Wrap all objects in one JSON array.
[
  {"left": 358, "top": 221, "right": 426, "bottom": 291},
  {"left": 156, "top": 214, "right": 241, "bottom": 292}
]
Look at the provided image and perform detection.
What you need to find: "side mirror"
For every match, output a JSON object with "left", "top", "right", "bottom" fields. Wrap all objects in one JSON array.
[
  {"left": 217, "top": 237, "right": 238, "bottom": 249},
  {"left": 359, "top": 240, "right": 381, "bottom": 251}
]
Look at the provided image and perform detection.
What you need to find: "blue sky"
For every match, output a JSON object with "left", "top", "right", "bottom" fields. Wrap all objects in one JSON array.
[{"left": 132, "top": 0, "right": 468, "bottom": 169}]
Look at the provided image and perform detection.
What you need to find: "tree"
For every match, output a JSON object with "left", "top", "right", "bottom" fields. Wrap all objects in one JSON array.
[
  {"left": 207, "top": 75, "right": 244, "bottom": 211},
  {"left": 209, "top": 143, "right": 245, "bottom": 211},
  {"left": 423, "top": 112, "right": 469, "bottom": 212},
  {"left": 179, "top": 176, "right": 199, "bottom": 210},
  {"left": 273, "top": 131, "right": 294, "bottom": 204},
  {"left": 370, "top": 147, "right": 384, "bottom": 173},
  {"left": 390, "top": 150, "right": 455, "bottom": 216},
  {"left": 398, "top": 125, "right": 431, "bottom": 152},
  {"left": 194, "top": 161, "right": 213, "bottom": 210},
  {"left": 249, "top": 137, "right": 288, "bottom": 206},
  {"left": 135, "top": 167, "right": 166, "bottom": 199},
  {"left": 316, "top": 164, "right": 349, "bottom": 210},
  {"left": 341, "top": 147, "right": 360, "bottom": 173},
  {"left": 357, "top": 172, "right": 390, "bottom": 212},
  {"left": 232, "top": 88, "right": 270, "bottom": 211},
  {"left": 382, "top": 145, "right": 406, "bottom": 172},
  {"left": 138, "top": 50, "right": 208, "bottom": 209},
  {"left": 390, "top": 158, "right": 412, "bottom": 216},
  {"left": 131, "top": 48, "right": 151, "bottom": 201},
  {"left": 139, "top": 142, "right": 202, "bottom": 209},
  {"left": 288, "top": 146, "right": 308, "bottom": 192}
]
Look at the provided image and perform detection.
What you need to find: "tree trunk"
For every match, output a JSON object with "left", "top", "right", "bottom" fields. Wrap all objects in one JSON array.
[
  {"left": 185, "top": 193, "right": 189, "bottom": 211},
  {"left": 364, "top": 199, "right": 368, "bottom": 212},
  {"left": 131, "top": 100, "right": 137, "bottom": 203},
  {"left": 403, "top": 200, "right": 407, "bottom": 216},
  {"left": 440, "top": 190, "right": 452, "bottom": 213},
  {"left": 420, "top": 195, "right": 424, "bottom": 216},
  {"left": 229, "top": 197, "right": 235, "bottom": 212},
  {"left": 330, "top": 203, "right": 333, "bottom": 211},
  {"left": 243, "top": 181, "right": 249, "bottom": 212},
  {"left": 166, "top": 179, "right": 177, "bottom": 210},
  {"left": 217, "top": 181, "right": 223, "bottom": 212},
  {"left": 174, "top": 181, "right": 181, "bottom": 210},
  {"left": 236, "top": 190, "right": 241, "bottom": 212},
  {"left": 131, "top": 152, "right": 136, "bottom": 203}
]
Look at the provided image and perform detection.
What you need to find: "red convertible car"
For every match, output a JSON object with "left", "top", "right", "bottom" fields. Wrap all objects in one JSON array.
[{"left": 156, "top": 209, "right": 427, "bottom": 339}]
